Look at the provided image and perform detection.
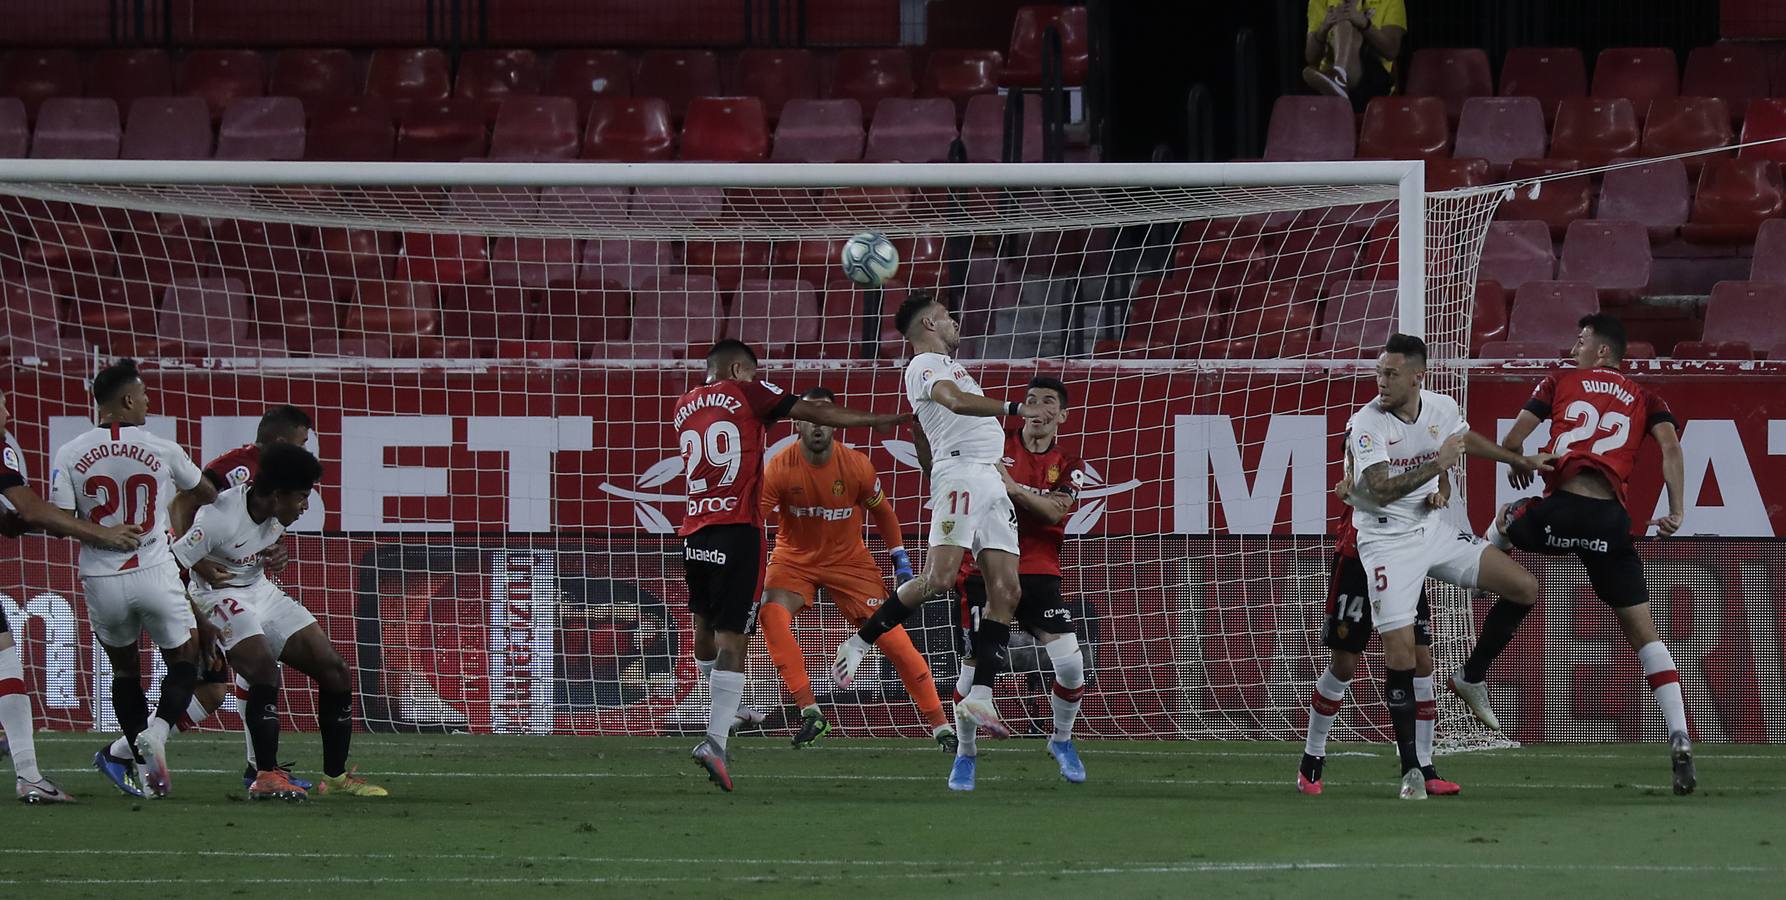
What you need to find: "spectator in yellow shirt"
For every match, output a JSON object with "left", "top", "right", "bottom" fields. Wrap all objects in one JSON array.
[{"left": 1305, "top": 0, "right": 1406, "bottom": 113}]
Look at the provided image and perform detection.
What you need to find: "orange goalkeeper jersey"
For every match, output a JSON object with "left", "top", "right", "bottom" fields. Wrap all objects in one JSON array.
[{"left": 761, "top": 443, "right": 887, "bottom": 571}]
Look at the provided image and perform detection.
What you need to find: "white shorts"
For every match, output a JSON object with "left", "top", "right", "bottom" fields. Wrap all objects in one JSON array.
[
  {"left": 1357, "top": 523, "right": 1488, "bottom": 634},
  {"left": 927, "top": 465, "right": 1020, "bottom": 557},
  {"left": 83, "top": 562, "right": 197, "bottom": 650},
  {"left": 199, "top": 580, "right": 317, "bottom": 661}
]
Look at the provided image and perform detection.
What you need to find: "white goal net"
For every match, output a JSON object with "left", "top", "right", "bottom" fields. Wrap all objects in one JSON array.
[{"left": 0, "top": 160, "right": 1507, "bottom": 750}]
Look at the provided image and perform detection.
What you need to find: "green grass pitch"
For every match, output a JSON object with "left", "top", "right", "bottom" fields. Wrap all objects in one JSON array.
[{"left": 6, "top": 733, "right": 1783, "bottom": 899}]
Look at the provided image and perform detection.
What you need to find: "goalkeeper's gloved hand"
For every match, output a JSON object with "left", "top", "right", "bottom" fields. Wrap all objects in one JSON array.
[{"left": 890, "top": 547, "right": 914, "bottom": 585}]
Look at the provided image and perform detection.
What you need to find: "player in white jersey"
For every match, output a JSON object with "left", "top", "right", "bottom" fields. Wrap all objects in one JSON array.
[
  {"left": 1344, "top": 334, "right": 1552, "bottom": 799},
  {"left": 48, "top": 360, "right": 217, "bottom": 799},
  {"left": 174, "top": 443, "right": 387, "bottom": 801},
  {"left": 831, "top": 290, "right": 1046, "bottom": 756}
]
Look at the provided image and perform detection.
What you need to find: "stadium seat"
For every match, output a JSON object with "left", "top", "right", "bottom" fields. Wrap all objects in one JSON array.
[
  {"left": 1682, "top": 158, "right": 1785, "bottom": 244},
  {"left": 438, "top": 284, "right": 530, "bottom": 355},
  {"left": 1690, "top": 280, "right": 1786, "bottom": 357},
  {"left": 829, "top": 48, "right": 917, "bottom": 121},
  {"left": 961, "top": 93, "right": 1042, "bottom": 162},
  {"left": 733, "top": 279, "right": 820, "bottom": 351},
  {"left": 1500, "top": 47, "right": 1587, "bottom": 123},
  {"left": 317, "top": 227, "right": 394, "bottom": 296},
  {"left": 679, "top": 96, "right": 769, "bottom": 161},
  {"left": 310, "top": 336, "right": 391, "bottom": 358},
  {"left": 15, "top": 203, "right": 115, "bottom": 286},
  {"left": 1596, "top": 158, "right": 1690, "bottom": 243},
  {"left": 1004, "top": 5, "right": 1089, "bottom": 87},
  {"left": 344, "top": 281, "right": 442, "bottom": 357},
  {"left": 1404, "top": 48, "right": 1493, "bottom": 124},
  {"left": 538, "top": 185, "right": 630, "bottom": 223},
  {"left": 492, "top": 338, "right": 581, "bottom": 360},
  {"left": 88, "top": 49, "right": 173, "bottom": 107},
  {"left": 398, "top": 231, "right": 490, "bottom": 284},
  {"left": 215, "top": 96, "right": 305, "bottom": 160},
  {"left": 178, "top": 50, "right": 265, "bottom": 122},
  {"left": 1750, "top": 219, "right": 1786, "bottom": 283},
  {"left": 544, "top": 50, "right": 633, "bottom": 119},
  {"left": 121, "top": 97, "right": 213, "bottom": 160},
  {"left": 581, "top": 96, "right": 674, "bottom": 161},
  {"left": 1356, "top": 97, "right": 1449, "bottom": 161},
  {"left": 1470, "top": 281, "right": 1509, "bottom": 353},
  {"left": 71, "top": 275, "right": 157, "bottom": 353},
  {"left": 1319, "top": 280, "right": 1397, "bottom": 350},
  {"left": 1479, "top": 220, "right": 1556, "bottom": 292},
  {"left": 455, "top": 49, "right": 542, "bottom": 121},
  {"left": 771, "top": 98, "right": 864, "bottom": 162},
  {"left": 115, "top": 213, "right": 216, "bottom": 289},
  {"left": 633, "top": 184, "right": 724, "bottom": 223},
  {"left": 1496, "top": 159, "right": 1593, "bottom": 238},
  {"left": 305, "top": 97, "right": 394, "bottom": 160},
  {"left": 630, "top": 273, "right": 726, "bottom": 349},
  {"left": 29, "top": 98, "right": 120, "bottom": 159},
  {"left": 863, "top": 97, "right": 957, "bottom": 163},
  {"left": 1478, "top": 340, "right": 1567, "bottom": 359},
  {"left": 1261, "top": 95, "right": 1354, "bottom": 161},
  {"left": 732, "top": 49, "right": 818, "bottom": 123},
  {"left": 1121, "top": 272, "right": 1223, "bottom": 356},
  {"left": 489, "top": 96, "right": 580, "bottom": 159},
  {"left": 685, "top": 239, "right": 772, "bottom": 291},
  {"left": 1426, "top": 157, "right": 1490, "bottom": 190},
  {"left": 920, "top": 49, "right": 1004, "bottom": 115},
  {"left": 1453, "top": 96, "right": 1546, "bottom": 175},
  {"left": 1640, "top": 98, "right": 1732, "bottom": 170},
  {"left": 0, "top": 98, "right": 27, "bottom": 157},
  {"left": 396, "top": 99, "right": 488, "bottom": 161},
  {"left": 813, "top": 289, "right": 867, "bottom": 359},
  {"left": 1671, "top": 339, "right": 1755, "bottom": 360},
  {"left": 1737, "top": 99, "right": 1786, "bottom": 165},
  {"left": 365, "top": 48, "right": 452, "bottom": 113},
  {"left": 635, "top": 50, "right": 721, "bottom": 121},
  {"left": 1683, "top": 44, "right": 1769, "bottom": 124},
  {"left": 0, "top": 49, "right": 81, "bottom": 122},
  {"left": 490, "top": 236, "right": 578, "bottom": 288},
  {"left": 1557, "top": 220, "right": 1653, "bottom": 303},
  {"left": 1, "top": 278, "right": 83, "bottom": 358},
  {"left": 158, "top": 277, "right": 249, "bottom": 354},
  {"left": 532, "top": 287, "right": 629, "bottom": 343},
  {"left": 269, "top": 48, "right": 357, "bottom": 105},
  {"left": 1591, "top": 48, "right": 1679, "bottom": 117},
  {"left": 580, "top": 238, "right": 676, "bottom": 290},
  {"left": 1508, "top": 281, "right": 1600, "bottom": 345},
  {"left": 1549, "top": 98, "right": 1641, "bottom": 168}
]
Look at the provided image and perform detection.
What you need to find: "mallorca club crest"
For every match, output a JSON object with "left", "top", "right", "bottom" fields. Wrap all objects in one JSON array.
[{"left": 832, "top": 479, "right": 846, "bottom": 496}]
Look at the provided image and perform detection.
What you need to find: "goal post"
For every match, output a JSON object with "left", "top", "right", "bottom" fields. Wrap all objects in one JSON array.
[{"left": 0, "top": 158, "right": 1510, "bottom": 750}]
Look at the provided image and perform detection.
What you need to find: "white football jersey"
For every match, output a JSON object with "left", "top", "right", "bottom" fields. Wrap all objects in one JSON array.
[
  {"left": 1346, "top": 388, "right": 1468, "bottom": 539},
  {"left": 173, "top": 484, "right": 284, "bottom": 594},
  {"left": 50, "top": 423, "right": 203, "bottom": 577},
  {"left": 904, "top": 351, "right": 1005, "bottom": 476}
]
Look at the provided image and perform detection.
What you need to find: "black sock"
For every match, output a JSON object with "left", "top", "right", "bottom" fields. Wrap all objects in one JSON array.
[
  {"left": 1421, "top": 764, "right": 1439, "bottom": 780},
  {"left": 971, "top": 620, "right": 1012, "bottom": 689},
  {"left": 153, "top": 660, "right": 199, "bottom": 730},
  {"left": 319, "top": 690, "right": 354, "bottom": 778},
  {"left": 246, "top": 683, "right": 282, "bottom": 773},
  {"left": 111, "top": 677, "right": 149, "bottom": 754},
  {"left": 857, "top": 594, "right": 916, "bottom": 644},
  {"left": 1385, "top": 667, "right": 1419, "bottom": 774},
  {"left": 1463, "top": 600, "right": 1534, "bottom": 683}
]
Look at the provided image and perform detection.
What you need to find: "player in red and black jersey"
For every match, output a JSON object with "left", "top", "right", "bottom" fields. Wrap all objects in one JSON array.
[
  {"left": 950, "top": 376, "right": 1092, "bottom": 785},
  {"left": 1452, "top": 313, "right": 1696, "bottom": 794},
  {"left": 675, "top": 339, "right": 907, "bottom": 791}
]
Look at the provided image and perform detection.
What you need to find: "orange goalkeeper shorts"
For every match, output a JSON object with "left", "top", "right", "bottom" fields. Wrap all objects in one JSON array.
[{"left": 763, "top": 559, "right": 889, "bottom": 625}]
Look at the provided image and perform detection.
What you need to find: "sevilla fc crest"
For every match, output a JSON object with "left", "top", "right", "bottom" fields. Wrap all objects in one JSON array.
[{"left": 940, "top": 520, "right": 956, "bottom": 536}]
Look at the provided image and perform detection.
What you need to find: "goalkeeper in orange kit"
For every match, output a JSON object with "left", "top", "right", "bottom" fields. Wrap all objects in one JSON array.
[{"left": 760, "top": 387, "right": 956, "bottom": 750}]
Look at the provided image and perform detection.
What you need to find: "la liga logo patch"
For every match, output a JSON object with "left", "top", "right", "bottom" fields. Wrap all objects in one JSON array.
[{"left": 1356, "top": 433, "right": 1374, "bottom": 451}]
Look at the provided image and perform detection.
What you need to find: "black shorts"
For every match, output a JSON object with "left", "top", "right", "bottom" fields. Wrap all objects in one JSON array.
[
  {"left": 1503, "top": 492, "right": 1648, "bottom": 608},
  {"left": 958, "top": 573, "right": 1075, "bottom": 657},
  {"left": 1322, "top": 553, "right": 1430, "bottom": 653},
  {"left": 681, "top": 524, "right": 765, "bottom": 635},
  {"left": 0, "top": 603, "right": 8, "bottom": 633}
]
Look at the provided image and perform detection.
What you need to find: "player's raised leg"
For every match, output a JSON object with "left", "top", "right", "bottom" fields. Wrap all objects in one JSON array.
[
  {"left": 956, "top": 546, "right": 1020, "bottom": 739},
  {"left": 3, "top": 628, "right": 73, "bottom": 803},
  {"left": 834, "top": 541, "right": 966, "bottom": 690},
  {"left": 1449, "top": 543, "right": 1539, "bottom": 731}
]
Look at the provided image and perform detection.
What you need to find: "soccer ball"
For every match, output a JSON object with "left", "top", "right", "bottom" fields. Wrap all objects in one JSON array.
[{"left": 840, "top": 232, "right": 899, "bottom": 287}]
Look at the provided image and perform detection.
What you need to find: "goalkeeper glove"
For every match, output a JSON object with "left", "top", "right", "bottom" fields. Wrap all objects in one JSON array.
[{"left": 890, "top": 547, "right": 914, "bottom": 585}]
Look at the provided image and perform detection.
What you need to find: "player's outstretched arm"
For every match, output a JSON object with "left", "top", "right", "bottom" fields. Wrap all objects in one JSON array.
[
  {"left": 1651, "top": 421, "right": 1686, "bottom": 536},
  {"left": 928, "top": 381, "right": 1045, "bottom": 420},
  {"left": 788, "top": 398, "right": 908, "bottom": 433},
  {"left": 1498, "top": 411, "right": 1545, "bottom": 489},
  {"left": 168, "top": 478, "right": 220, "bottom": 538},
  {"left": 0, "top": 484, "right": 143, "bottom": 551},
  {"left": 1462, "top": 430, "right": 1553, "bottom": 473}
]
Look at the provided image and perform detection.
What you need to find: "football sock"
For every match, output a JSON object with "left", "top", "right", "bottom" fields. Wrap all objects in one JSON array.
[
  {"left": 1462, "top": 600, "right": 1533, "bottom": 683},
  {"left": 877, "top": 625, "right": 947, "bottom": 730},
  {"left": 1484, "top": 517, "right": 1512, "bottom": 550},
  {"left": 1385, "top": 667, "right": 1420, "bottom": 775},
  {"left": 245, "top": 683, "right": 281, "bottom": 773},
  {"left": 706, "top": 670, "right": 745, "bottom": 752},
  {"left": 1414, "top": 674, "right": 1437, "bottom": 767},
  {"left": 1304, "top": 666, "right": 1350, "bottom": 758},
  {"left": 856, "top": 593, "right": 915, "bottom": 645},
  {"left": 695, "top": 656, "right": 715, "bottom": 681},
  {"left": 1638, "top": 641, "right": 1690, "bottom": 737},
  {"left": 1047, "top": 635, "right": 1086, "bottom": 744},
  {"left": 953, "top": 663, "right": 978, "bottom": 757},
  {"left": 970, "top": 619, "right": 1012, "bottom": 690},
  {"left": 112, "top": 677, "right": 150, "bottom": 754},
  {"left": 758, "top": 602, "right": 817, "bottom": 709},
  {"left": 319, "top": 690, "right": 354, "bottom": 778},
  {"left": 148, "top": 660, "right": 200, "bottom": 742},
  {"left": 177, "top": 695, "right": 209, "bottom": 732},
  {"left": 0, "top": 645, "right": 42, "bottom": 781}
]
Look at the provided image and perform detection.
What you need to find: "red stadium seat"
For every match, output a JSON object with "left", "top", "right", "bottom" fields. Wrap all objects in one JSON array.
[
  {"left": 270, "top": 48, "right": 356, "bottom": 105},
  {"left": 629, "top": 187, "right": 718, "bottom": 226},
  {"left": 635, "top": 50, "right": 721, "bottom": 121},
  {"left": 366, "top": 48, "right": 452, "bottom": 113},
  {"left": 1750, "top": 219, "right": 1786, "bottom": 283},
  {"left": 439, "top": 284, "right": 530, "bottom": 355},
  {"left": 216, "top": 97, "right": 305, "bottom": 160},
  {"left": 396, "top": 99, "right": 488, "bottom": 161},
  {"left": 679, "top": 96, "right": 769, "bottom": 162},
  {"left": 581, "top": 96, "right": 674, "bottom": 161},
  {"left": 1737, "top": 99, "right": 1786, "bottom": 165},
  {"left": 15, "top": 202, "right": 115, "bottom": 288},
  {"left": 88, "top": 49, "right": 172, "bottom": 108},
  {"left": 178, "top": 50, "right": 265, "bottom": 122},
  {"left": 630, "top": 273, "right": 726, "bottom": 348},
  {"left": 305, "top": 97, "right": 393, "bottom": 160},
  {"left": 1549, "top": 98, "right": 1641, "bottom": 168},
  {"left": 1357, "top": 97, "right": 1449, "bottom": 161},
  {"left": 532, "top": 287, "right": 629, "bottom": 343},
  {"left": 455, "top": 49, "right": 541, "bottom": 121},
  {"left": 490, "top": 236, "right": 578, "bottom": 288},
  {"left": 1470, "top": 281, "right": 1509, "bottom": 354},
  {"left": 771, "top": 98, "right": 863, "bottom": 162},
  {"left": 1672, "top": 339, "right": 1754, "bottom": 359},
  {"left": 1682, "top": 158, "right": 1785, "bottom": 244},
  {"left": 121, "top": 97, "right": 213, "bottom": 160},
  {"left": 685, "top": 239, "right": 772, "bottom": 291},
  {"left": 1479, "top": 220, "right": 1555, "bottom": 292},
  {"left": 1262, "top": 95, "right": 1354, "bottom": 162},
  {"left": 1496, "top": 159, "right": 1592, "bottom": 238},
  {"left": 489, "top": 96, "right": 579, "bottom": 159},
  {"left": 1404, "top": 48, "right": 1493, "bottom": 124},
  {"left": 30, "top": 98, "right": 120, "bottom": 159},
  {"left": 0, "top": 98, "right": 27, "bottom": 157},
  {"left": 1696, "top": 280, "right": 1786, "bottom": 354},
  {"left": 580, "top": 238, "right": 676, "bottom": 290},
  {"left": 1596, "top": 158, "right": 1690, "bottom": 243},
  {"left": 71, "top": 275, "right": 157, "bottom": 353},
  {"left": 1640, "top": 98, "right": 1732, "bottom": 171},
  {"left": 114, "top": 213, "right": 216, "bottom": 290},
  {"left": 733, "top": 279, "right": 820, "bottom": 351},
  {"left": 732, "top": 49, "right": 818, "bottom": 123},
  {"left": 2, "top": 278, "right": 83, "bottom": 358},
  {"left": 1479, "top": 340, "right": 1567, "bottom": 359},
  {"left": 1500, "top": 47, "right": 1587, "bottom": 124},
  {"left": 1453, "top": 97, "right": 1546, "bottom": 175},
  {"left": 317, "top": 227, "right": 394, "bottom": 297},
  {"left": 1683, "top": 44, "right": 1769, "bottom": 124},
  {"left": 544, "top": 50, "right": 633, "bottom": 119},
  {"left": 1508, "top": 281, "right": 1599, "bottom": 345},
  {"left": 245, "top": 264, "right": 334, "bottom": 355},
  {"left": 829, "top": 48, "right": 916, "bottom": 121},
  {"left": 863, "top": 97, "right": 957, "bottom": 163},
  {"left": 1, "top": 49, "right": 82, "bottom": 122},
  {"left": 1319, "top": 280, "right": 1398, "bottom": 350},
  {"left": 1004, "top": 5, "right": 1089, "bottom": 87},
  {"left": 920, "top": 49, "right": 1003, "bottom": 115},
  {"left": 1591, "top": 47, "right": 1679, "bottom": 117},
  {"left": 1557, "top": 220, "right": 1653, "bottom": 303},
  {"left": 398, "top": 231, "right": 490, "bottom": 284},
  {"left": 158, "top": 277, "right": 248, "bottom": 354},
  {"left": 1427, "top": 157, "right": 1490, "bottom": 190},
  {"left": 1123, "top": 272, "right": 1223, "bottom": 356},
  {"left": 961, "top": 93, "right": 1042, "bottom": 162},
  {"left": 345, "top": 281, "right": 441, "bottom": 357}
]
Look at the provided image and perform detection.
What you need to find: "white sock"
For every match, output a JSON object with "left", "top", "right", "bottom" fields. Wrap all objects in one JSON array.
[
  {"left": 1638, "top": 641, "right": 1690, "bottom": 738},
  {"left": 706, "top": 669, "right": 745, "bottom": 751},
  {"left": 1046, "top": 636, "right": 1086, "bottom": 744},
  {"left": 1484, "top": 517, "right": 1512, "bottom": 550},
  {"left": 1414, "top": 675, "right": 1437, "bottom": 768},
  {"left": 1303, "top": 667, "right": 1350, "bottom": 757},
  {"left": 109, "top": 734, "right": 133, "bottom": 758},
  {"left": 179, "top": 695, "right": 209, "bottom": 732},
  {"left": 953, "top": 663, "right": 977, "bottom": 758},
  {"left": 0, "top": 645, "right": 43, "bottom": 781},
  {"left": 144, "top": 716, "right": 171, "bottom": 743},
  {"left": 844, "top": 634, "right": 872, "bottom": 655},
  {"left": 696, "top": 656, "right": 716, "bottom": 681}
]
